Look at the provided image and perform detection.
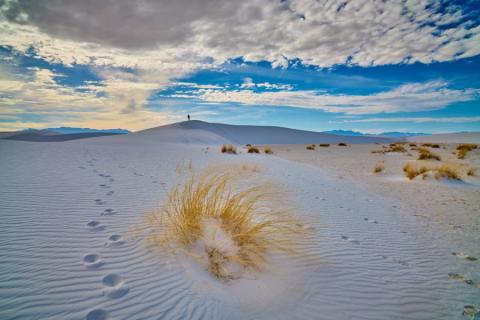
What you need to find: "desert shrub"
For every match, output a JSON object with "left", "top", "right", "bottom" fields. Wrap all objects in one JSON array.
[
  {"left": 417, "top": 147, "right": 441, "bottom": 161},
  {"left": 319, "top": 143, "right": 330, "bottom": 147},
  {"left": 247, "top": 146, "right": 260, "bottom": 153},
  {"left": 246, "top": 144, "right": 252, "bottom": 147},
  {"left": 434, "top": 163, "right": 462, "bottom": 180},
  {"left": 456, "top": 143, "right": 478, "bottom": 159},
  {"left": 403, "top": 162, "right": 462, "bottom": 181},
  {"left": 467, "top": 167, "right": 476, "bottom": 176},
  {"left": 264, "top": 146, "right": 273, "bottom": 154},
  {"left": 306, "top": 144, "right": 315, "bottom": 150},
  {"left": 373, "top": 162, "right": 384, "bottom": 173},
  {"left": 372, "top": 143, "right": 407, "bottom": 154},
  {"left": 221, "top": 144, "right": 237, "bottom": 154},
  {"left": 409, "top": 143, "right": 417, "bottom": 147},
  {"left": 338, "top": 143, "right": 347, "bottom": 146},
  {"left": 142, "top": 170, "right": 305, "bottom": 281},
  {"left": 403, "top": 162, "right": 428, "bottom": 180}
]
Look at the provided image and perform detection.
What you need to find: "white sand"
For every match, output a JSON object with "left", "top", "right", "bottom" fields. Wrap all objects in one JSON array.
[{"left": 0, "top": 122, "right": 478, "bottom": 319}]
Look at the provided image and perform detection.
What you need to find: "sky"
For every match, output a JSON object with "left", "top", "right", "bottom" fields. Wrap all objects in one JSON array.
[{"left": 0, "top": 0, "right": 479, "bottom": 134}]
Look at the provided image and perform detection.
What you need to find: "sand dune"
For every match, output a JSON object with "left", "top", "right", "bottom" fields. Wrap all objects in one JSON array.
[
  {"left": 131, "top": 120, "right": 394, "bottom": 145},
  {"left": 408, "top": 132, "right": 480, "bottom": 144},
  {"left": 0, "top": 123, "right": 478, "bottom": 319}
]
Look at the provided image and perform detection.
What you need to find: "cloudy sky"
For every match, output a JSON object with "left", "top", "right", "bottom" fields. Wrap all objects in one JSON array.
[{"left": 0, "top": 0, "right": 479, "bottom": 133}]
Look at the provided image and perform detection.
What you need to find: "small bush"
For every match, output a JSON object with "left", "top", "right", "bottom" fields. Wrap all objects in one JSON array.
[
  {"left": 221, "top": 144, "right": 237, "bottom": 154},
  {"left": 338, "top": 143, "right": 347, "bottom": 146},
  {"left": 403, "top": 162, "right": 428, "bottom": 180},
  {"left": 373, "top": 162, "right": 384, "bottom": 173},
  {"left": 409, "top": 143, "right": 417, "bottom": 147},
  {"left": 264, "top": 146, "right": 273, "bottom": 154},
  {"left": 417, "top": 147, "right": 441, "bottom": 161},
  {"left": 246, "top": 144, "right": 252, "bottom": 147},
  {"left": 247, "top": 146, "right": 260, "bottom": 154},
  {"left": 319, "top": 143, "right": 330, "bottom": 147},
  {"left": 467, "top": 167, "right": 476, "bottom": 176},
  {"left": 422, "top": 143, "right": 440, "bottom": 148},
  {"left": 306, "top": 144, "right": 315, "bottom": 150},
  {"left": 142, "top": 169, "right": 305, "bottom": 281},
  {"left": 434, "top": 163, "right": 462, "bottom": 180},
  {"left": 456, "top": 143, "right": 478, "bottom": 159}
]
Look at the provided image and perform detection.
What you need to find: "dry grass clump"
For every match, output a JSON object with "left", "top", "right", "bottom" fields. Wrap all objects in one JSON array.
[
  {"left": 221, "top": 144, "right": 237, "bottom": 154},
  {"left": 247, "top": 146, "right": 260, "bottom": 153},
  {"left": 373, "top": 161, "right": 385, "bottom": 173},
  {"left": 403, "top": 162, "right": 463, "bottom": 181},
  {"left": 422, "top": 143, "right": 440, "bottom": 148},
  {"left": 467, "top": 167, "right": 476, "bottom": 176},
  {"left": 319, "top": 143, "right": 330, "bottom": 147},
  {"left": 456, "top": 143, "right": 477, "bottom": 159},
  {"left": 338, "top": 142, "right": 347, "bottom": 146},
  {"left": 409, "top": 143, "right": 417, "bottom": 147},
  {"left": 403, "top": 162, "right": 428, "bottom": 180},
  {"left": 372, "top": 143, "right": 407, "bottom": 154},
  {"left": 143, "top": 170, "right": 304, "bottom": 281},
  {"left": 417, "top": 147, "right": 441, "bottom": 161},
  {"left": 263, "top": 146, "right": 273, "bottom": 154},
  {"left": 306, "top": 144, "right": 316, "bottom": 150}
]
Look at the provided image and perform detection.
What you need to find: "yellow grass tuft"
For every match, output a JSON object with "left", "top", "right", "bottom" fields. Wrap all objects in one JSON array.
[
  {"left": 373, "top": 162, "right": 385, "bottom": 173},
  {"left": 417, "top": 147, "right": 441, "bottom": 161},
  {"left": 422, "top": 143, "right": 440, "bottom": 148},
  {"left": 456, "top": 143, "right": 477, "bottom": 159},
  {"left": 221, "top": 144, "right": 237, "bottom": 154},
  {"left": 142, "top": 170, "right": 305, "bottom": 281},
  {"left": 247, "top": 146, "right": 260, "bottom": 153},
  {"left": 263, "top": 146, "right": 273, "bottom": 154},
  {"left": 403, "top": 161, "right": 463, "bottom": 181},
  {"left": 467, "top": 167, "right": 476, "bottom": 176},
  {"left": 306, "top": 144, "right": 315, "bottom": 150}
]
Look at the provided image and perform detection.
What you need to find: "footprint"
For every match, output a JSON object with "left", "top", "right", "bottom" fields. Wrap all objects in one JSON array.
[
  {"left": 109, "top": 178, "right": 114, "bottom": 182},
  {"left": 102, "top": 208, "right": 115, "bottom": 215},
  {"left": 452, "top": 252, "right": 477, "bottom": 261},
  {"left": 79, "top": 166, "right": 86, "bottom": 169},
  {"left": 94, "top": 199, "right": 106, "bottom": 205},
  {"left": 87, "top": 221, "right": 106, "bottom": 231},
  {"left": 341, "top": 235, "right": 360, "bottom": 244},
  {"left": 106, "top": 191, "right": 114, "bottom": 196},
  {"left": 102, "top": 274, "right": 129, "bottom": 299},
  {"left": 463, "top": 305, "right": 480, "bottom": 319},
  {"left": 83, "top": 254, "right": 103, "bottom": 269},
  {"left": 106, "top": 234, "right": 125, "bottom": 247},
  {"left": 99, "top": 184, "right": 110, "bottom": 188},
  {"left": 448, "top": 272, "right": 478, "bottom": 287},
  {"left": 86, "top": 309, "right": 110, "bottom": 320},
  {"left": 364, "top": 217, "right": 378, "bottom": 224}
]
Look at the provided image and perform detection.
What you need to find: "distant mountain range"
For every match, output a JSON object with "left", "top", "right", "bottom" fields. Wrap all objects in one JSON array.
[
  {"left": 323, "top": 130, "right": 429, "bottom": 137},
  {"left": 0, "top": 127, "right": 129, "bottom": 142},
  {"left": 35, "top": 127, "right": 130, "bottom": 134}
]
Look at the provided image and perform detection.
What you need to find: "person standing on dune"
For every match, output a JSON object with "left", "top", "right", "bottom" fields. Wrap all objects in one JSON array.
[{"left": 187, "top": 114, "right": 191, "bottom": 121}]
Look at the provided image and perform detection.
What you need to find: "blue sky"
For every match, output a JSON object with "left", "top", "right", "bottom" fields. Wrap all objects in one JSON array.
[{"left": 1, "top": 0, "right": 479, "bottom": 133}]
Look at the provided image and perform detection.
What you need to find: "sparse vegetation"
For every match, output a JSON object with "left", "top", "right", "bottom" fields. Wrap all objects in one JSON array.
[
  {"left": 306, "top": 144, "right": 316, "bottom": 150},
  {"left": 264, "top": 146, "right": 273, "bottom": 154},
  {"left": 467, "top": 167, "right": 476, "bottom": 176},
  {"left": 247, "top": 146, "right": 260, "bottom": 153},
  {"left": 421, "top": 143, "right": 440, "bottom": 148},
  {"left": 409, "top": 143, "right": 417, "bottom": 147},
  {"left": 338, "top": 142, "right": 347, "bottom": 146},
  {"left": 403, "top": 161, "right": 463, "bottom": 181},
  {"left": 142, "top": 169, "right": 305, "bottom": 281},
  {"left": 417, "top": 147, "right": 441, "bottom": 161},
  {"left": 221, "top": 144, "right": 237, "bottom": 154},
  {"left": 456, "top": 143, "right": 477, "bottom": 159},
  {"left": 319, "top": 143, "right": 330, "bottom": 147},
  {"left": 372, "top": 143, "right": 407, "bottom": 154},
  {"left": 373, "top": 162, "right": 385, "bottom": 173}
]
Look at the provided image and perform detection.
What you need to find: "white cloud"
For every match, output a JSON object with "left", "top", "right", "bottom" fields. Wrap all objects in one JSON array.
[
  {"left": 194, "top": 81, "right": 479, "bottom": 115},
  {"left": 1, "top": 0, "right": 479, "bottom": 71}
]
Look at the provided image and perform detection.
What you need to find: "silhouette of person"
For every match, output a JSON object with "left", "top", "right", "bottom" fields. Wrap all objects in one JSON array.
[{"left": 187, "top": 114, "right": 191, "bottom": 121}]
